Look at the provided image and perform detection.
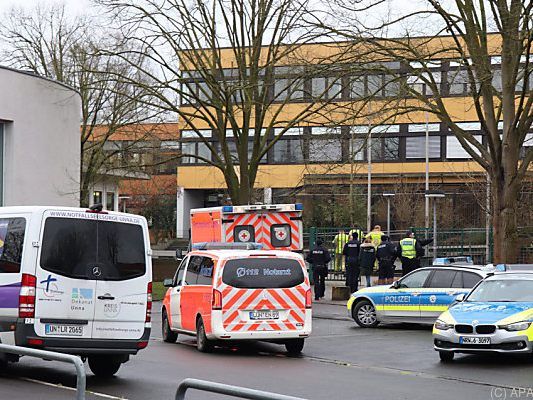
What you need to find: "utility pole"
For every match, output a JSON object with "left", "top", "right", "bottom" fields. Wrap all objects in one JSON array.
[
  {"left": 424, "top": 112, "right": 430, "bottom": 237},
  {"left": 367, "top": 104, "right": 372, "bottom": 233}
]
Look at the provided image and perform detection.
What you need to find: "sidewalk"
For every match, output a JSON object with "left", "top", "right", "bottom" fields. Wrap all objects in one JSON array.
[{"left": 318, "top": 277, "right": 381, "bottom": 306}]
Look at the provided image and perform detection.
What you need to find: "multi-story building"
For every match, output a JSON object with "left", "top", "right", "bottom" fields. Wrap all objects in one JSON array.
[{"left": 113, "top": 38, "right": 533, "bottom": 238}]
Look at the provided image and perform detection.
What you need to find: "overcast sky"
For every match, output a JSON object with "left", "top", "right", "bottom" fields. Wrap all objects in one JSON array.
[{"left": 0, "top": 0, "right": 91, "bottom": 14}]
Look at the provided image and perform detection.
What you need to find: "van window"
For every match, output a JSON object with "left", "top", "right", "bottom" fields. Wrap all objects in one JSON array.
[
  {"left": 270, "top": 224, "right": 291, "bottom": 247},
  {"left": 0, "top": 218, "right": 26, "bottom": 273},
  {"left": 40, "top": 217, "right": 145, "bottom": 280},
  {"left": 222, "top": 258, "right": 304, "bottom": 289},
  {"left": 185, "top": 256, "right": 202, "bottom": 285},
  {"left": 197, "top": 257, "right": 214, "bottom": 285}
]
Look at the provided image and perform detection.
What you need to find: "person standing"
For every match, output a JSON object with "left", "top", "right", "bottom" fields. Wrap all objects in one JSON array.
[
  {"left": 306, "top": 238, "right": 331, "bottom": 301},
  {"left": 332, "top": 230, "right": 349, "bottom": 272},
  {"left": 399, "top": 231, "right": 433, "bottom": 276},
  {"left": 376, "top": 235, "right": 397, "bottom": 285},
  {"left": 366, "top": 225, "right": 384, "bottom": 248},
  {"left": 343, "top": 232, "right": 361, "bottom": 293},
  {"left": 349, "top": 227, "right": 364, "bottom": 242},
  {"left": 358, "top": 238, "right": 376, "bottom": 288}
]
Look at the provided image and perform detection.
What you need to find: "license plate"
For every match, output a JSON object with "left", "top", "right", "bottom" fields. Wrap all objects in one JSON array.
[
  {"left": 249, "top": 310, "right": 279, "bottom": 320},
  {"left": 460, "top": 336, "right": 491, "bottom": 345},
  {"left": 44, "top": 324, "right": 84, "bottom": 336}
]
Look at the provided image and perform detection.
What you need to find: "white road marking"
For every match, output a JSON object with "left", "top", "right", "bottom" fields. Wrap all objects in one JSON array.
[{"left": 20, "top": 377, "right": 128, "bottom": 399}]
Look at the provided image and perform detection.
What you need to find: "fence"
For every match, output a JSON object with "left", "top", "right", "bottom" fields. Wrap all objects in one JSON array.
[
  {"left": 0, "top": 344, "right": 86, "bottom": 400},
  {"left": 306, "top": 226, "right": 533, "bottom": 280},
  {"left": 175, "top": 378, "right": 308, "bottom": 400}
]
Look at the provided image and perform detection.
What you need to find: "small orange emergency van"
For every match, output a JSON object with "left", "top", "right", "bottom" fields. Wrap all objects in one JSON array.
[
  {"left": 189, "top": 204, "right": 304, "bottom": 251},
  {"left": 161, "top": 243, "right": 312, "bottom": 354}
]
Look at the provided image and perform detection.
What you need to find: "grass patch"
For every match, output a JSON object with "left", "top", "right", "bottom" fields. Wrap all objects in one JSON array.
[{"left": 152, "top": 281, "right": 167, "bottom": 301}]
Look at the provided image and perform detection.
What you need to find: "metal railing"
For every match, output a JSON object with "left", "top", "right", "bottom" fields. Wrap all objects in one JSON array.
[
  {"left": 175, "top": 378, "right": 308, "bottom": 400},
  {"left": 0, "top": 344, "right": 86, "bottom": 400}
]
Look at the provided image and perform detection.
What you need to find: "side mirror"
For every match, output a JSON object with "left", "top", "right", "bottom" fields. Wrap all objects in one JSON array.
[
  {"left": 455, "top": 293, "right": 466, "bottom": 302},
  {"left": 392, "top": 280, "right": 401, "bottom": 289},
  {"left": 163, "top": 278, "right": 174, "bottom": 288},
  {"left": 175, "top": 249, "right": 183, "bottom": 260}
]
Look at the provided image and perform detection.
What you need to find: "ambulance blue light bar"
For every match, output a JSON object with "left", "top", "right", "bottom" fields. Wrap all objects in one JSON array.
[
  {"left": 192, "top": 242, "right": 264, "bottom": 250},
  {"left": 222, "top": 206, "right": 233, "bottom": 213},
  {"left": 295, "top": 203, "right": 303, "bottom": 210}
]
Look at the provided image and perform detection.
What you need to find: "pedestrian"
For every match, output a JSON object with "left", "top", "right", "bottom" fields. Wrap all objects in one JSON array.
[
  {"left": 306, "top": 237, "right": 331, "bottom": 301},
  {"left": 332, "top": 229, "right": 349, "bottom": 272},
  {"left": 343, "top": 231, "right": 361, "bottom": 293},
  {"left": 399, "top": 230, "right": 434, "bottom": 276},
  {"left": 358, "top": 238, "right": 376, "bottom": 288},
  {"left": 366, "top": 225, "right": 384, "bottom": 248},
  {"left": 349, "top": 226, "right": 364, "bottom": 242},
  {"left": 376, "top": 235, "right": 397, "bottom": 285}
]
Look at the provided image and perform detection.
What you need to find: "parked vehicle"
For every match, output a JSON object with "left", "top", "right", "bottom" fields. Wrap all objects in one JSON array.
[
  {"left": 190, "top": 204, "right": 304, "bottom": 251},
  {"left": 162, "top": 243, "right": 312, "bottom": 354},
  {"left": 0, "top": 206, "right": 152, "bottom": 377}
]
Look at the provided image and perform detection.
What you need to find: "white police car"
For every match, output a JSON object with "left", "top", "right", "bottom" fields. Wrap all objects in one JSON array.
[
  {"left": 347, "top": 261, "right": 492, "bottom": 328},
  {"left": 433, "top": 270, "right": 533, "bottom": 362}
]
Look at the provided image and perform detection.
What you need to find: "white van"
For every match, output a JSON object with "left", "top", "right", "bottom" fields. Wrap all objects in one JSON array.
[{"left": 0, "top": 206, "right": 152, "bottom": 377}]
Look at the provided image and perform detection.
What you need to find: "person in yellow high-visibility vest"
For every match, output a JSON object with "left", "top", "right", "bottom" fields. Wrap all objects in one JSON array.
[
  {"left": 332, "top": 230, "right": 349, "bottom": 272},
  {"left": 349, "top": 227, "right": 364, "bottom": 242},
  {"left": 399, "top": 231, "right": 433, "bottom": 275},
  {"left": 365, "top": 225, "right": 384, "bottom": 248}
]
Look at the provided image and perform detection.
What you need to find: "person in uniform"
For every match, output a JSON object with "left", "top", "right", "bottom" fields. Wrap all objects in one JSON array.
[
  {"left": 358, "top": 238, "right": 376, "bottom": 287},
  {"left": 376, "top": 235, "right": 397, "bottom": 285},
  {"left": 306, "top": 238, "right": 331, "bottom": 301},
  {"left": 342, "top": 232, "right": 361, "bottom": 293},
  {"left": 349, "top": 227, "right": 364, "bottom": 242},
  {"left": 332, "top": 230, "right": 349, "bottom": 272},
  {"left": 366, "top": 225, "right": 384, "bottom": 248},
  {"left": 399, "top": 231, "right": 434, "bottom": 276}
]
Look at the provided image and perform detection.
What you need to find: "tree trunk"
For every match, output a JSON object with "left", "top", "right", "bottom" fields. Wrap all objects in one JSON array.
[{"left": 491, "top": 173, "right": 521, "bottom": 263}]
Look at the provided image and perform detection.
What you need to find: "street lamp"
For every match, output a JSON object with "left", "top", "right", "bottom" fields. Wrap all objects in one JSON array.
[
  {"left": 425, "top": 190, "right": 446, "bottom": 258},
  {"left": 383, "top": 192, "right": 395, "bottom": 236},
  {"left": 118, "top": 196, "right": 131, "bottom": 213}
]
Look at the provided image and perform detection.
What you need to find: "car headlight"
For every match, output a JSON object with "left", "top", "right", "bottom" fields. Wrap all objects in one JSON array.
[
  {"left": 434, "top": 319, "right": 454, "bottom": 330},
  {"left": 499, "top": 321, "right": 532, "bottom": 332}
]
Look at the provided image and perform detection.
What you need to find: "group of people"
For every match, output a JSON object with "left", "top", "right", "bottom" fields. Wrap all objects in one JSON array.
[{"left": 307, "top": 225, "right": 433, "bottom": 301}]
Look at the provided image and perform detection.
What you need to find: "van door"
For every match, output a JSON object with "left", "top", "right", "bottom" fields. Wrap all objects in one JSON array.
[
  {"left": 169, "top": 257, "right": 189, "bottom": 330},
  {"left": 261, "top": 212, "right": 301, "bottom": 250},
  {"left": 0, "top": 216, "right": 28, "bottom": 344},
  {"left": 91, "top": 215, "right": 149, "bottom": 340},
  {"left": 35, "top": 212, "right": 98, "bottom": 340}
]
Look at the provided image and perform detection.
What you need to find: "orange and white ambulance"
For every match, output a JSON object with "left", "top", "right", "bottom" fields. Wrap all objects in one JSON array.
[
  {"left": 161, "top": 243, "right": 312, "bottom": 354},
  {"left": 189, "top": 204, "right": 304, "bottom": 252}
]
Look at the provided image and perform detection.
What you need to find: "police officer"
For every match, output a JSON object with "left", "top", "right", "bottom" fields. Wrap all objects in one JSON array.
[
  {"left": 376, "top": 235, "right": 397, "bottom": 285},
  {"left": 306, "top": 238, "right": 331, "bottom": 301},
  {"left": 343, "top": 232, "right": 361, "bottom": 293},
  {"left": 399, "top": 231, "right": 433, "bottom": 276}
]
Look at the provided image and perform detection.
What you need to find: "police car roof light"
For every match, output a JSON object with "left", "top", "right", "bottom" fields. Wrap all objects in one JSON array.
[{"left": 192, "top": 242, "right": 264, "bottom": 251}]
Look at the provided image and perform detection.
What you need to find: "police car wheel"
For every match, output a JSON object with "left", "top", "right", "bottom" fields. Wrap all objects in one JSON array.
[
  {"left": 285, "top": 339, "right": 305, "bottom": 355},
  {"left": 439, "top": 351, "right": 454, "bottom": 362},
  {"left": 162, "top": 309, "right": 178, "bottom": 343},
  {"left": 196, "top": 318, "right": 214, "bottom": 353},
  {"left": 352, "top": 300, "right": 379, "bottom": 328}
]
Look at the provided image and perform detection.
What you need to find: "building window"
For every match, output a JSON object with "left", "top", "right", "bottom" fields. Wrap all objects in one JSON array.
[
  {"left": 272, "top": 139, "right": 304, "bottom": 163},
  {"left": 93, "top": 191, "right": 102, "bottom": 205},
  {"left": 274, "top": 78, "right": 304, "bottom": 101},
  {"left": 180, "top": 142, "right": 196, "bottom": 164},
  {"left": 406, "top": 136, "right": 441, "bottom": 158},
  {"left": 311, "top": 127, "right": 342, "bottom": 135},
  {"left": 349, "top": 138, "right": 365, "bottom": 161},
  {"left": 106, "top": 192, "right": 115, "bottom": 211},
  {"left": 274, "top": 127, "right": 303, "bottom": 137},
  {"left": 407, "top": 72, "right": 441, "bottom": 96},
  {"left": 448, "top": 69, "right": 470, "bottom": 95},
  {"left": 309, "top": 139, "right": 342, "bottom": 162},
  {"left": 311, "top": 77, "right": 342, "bottom": 100},
  {"left": 446, "top": 135, "right": 482, "bottom": 159}
]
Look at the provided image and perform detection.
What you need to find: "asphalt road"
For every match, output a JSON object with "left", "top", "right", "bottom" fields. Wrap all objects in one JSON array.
[{"left": 1, "top": 302, "right": 532, "bottom": 400}]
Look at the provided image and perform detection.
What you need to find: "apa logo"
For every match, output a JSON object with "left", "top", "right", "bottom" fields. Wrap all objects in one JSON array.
[
  {"left": 274, "top": 227, "right": 288, "bottom": 241},
  {"left": 238, "top": 230, "right": 251, "bottom": 242}
]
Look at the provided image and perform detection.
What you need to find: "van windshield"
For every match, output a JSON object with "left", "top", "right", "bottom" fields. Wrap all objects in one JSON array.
[
  {"left": 40, "top": 217, "right": 145, "bottom": 280},
  {"left": 222, "top": 258, "right": 304, "bottom": 289}
]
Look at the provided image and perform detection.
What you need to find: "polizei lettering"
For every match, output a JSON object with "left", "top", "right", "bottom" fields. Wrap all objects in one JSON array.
[{"left": 384, "top": 295, "right": 411, "bottom": 303}]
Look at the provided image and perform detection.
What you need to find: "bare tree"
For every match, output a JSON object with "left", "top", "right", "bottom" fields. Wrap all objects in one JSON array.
[
  {"left": 96, "top": 0, "right": 353, "bottom": 204},
  {"left": 0, "top": 4, "right": 162, "bottom": 206},
  {"left": 312, "top": 0, "right": 533, "bottom": 262}
]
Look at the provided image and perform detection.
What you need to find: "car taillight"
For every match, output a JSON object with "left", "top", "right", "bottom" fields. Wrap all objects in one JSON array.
[
  {"left": 19, "top": 274, "right": 37, "bottom": 318},
  {"left": 146, "top": 282, "right": 152, "bottom": 323},
  {"left": 212, "top": 289, "right": 222, "bottom": 310},
  {"left": 305, "top": 289, "right": 312, "bottom": 309}
]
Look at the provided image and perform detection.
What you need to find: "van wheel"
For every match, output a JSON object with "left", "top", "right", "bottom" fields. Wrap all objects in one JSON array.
[
  {"left": 88, "top": 356, "right": 121, "bottom": 378},
  {"left": 196, "top": 318, "right": 213, "bottom": 353},
  {"left": 439, "top": 351, "right": 454, "bottom": 363},
  {"left": 352, "top": 300, "right": 379, "bottom": 328},
  {"left": 162, "top": 310, "right": 178, "bottom": 343},
  {"left": 285, "top": 339, "right": 305, "bottom": 355}
]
